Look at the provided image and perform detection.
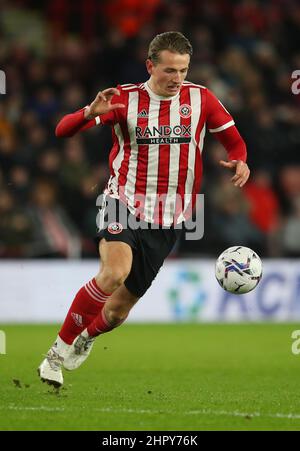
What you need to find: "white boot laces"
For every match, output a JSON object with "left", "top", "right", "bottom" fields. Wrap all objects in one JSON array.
[{"left": 46, "top": 348, "right": 64, "bottom": 371}]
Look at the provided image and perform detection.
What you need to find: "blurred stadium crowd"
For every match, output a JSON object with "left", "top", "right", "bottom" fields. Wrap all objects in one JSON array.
[{"left": 0, "top": 0, "right": 300, "bottom": 259}]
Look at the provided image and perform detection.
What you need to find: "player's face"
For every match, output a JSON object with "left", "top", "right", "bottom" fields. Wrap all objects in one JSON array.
[{"left": 146, "top": 50, "right": 190, "bottom": 97}]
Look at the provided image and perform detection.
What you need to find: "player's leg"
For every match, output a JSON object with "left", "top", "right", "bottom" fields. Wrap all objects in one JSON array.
[
  {"left": 38, "top": 239, "right": 132, "bottom": 386},
  {"left": 64, "top": 229, "right": 180, "bottom": 371},
  {"left": 89, "top": 227, "right": 181, "bottom": 337},
  {"left": 64, "top": 284, "right": 139, "bottom": 370},
  {"left": 102, "top": 283, "right": 140, "bottom": 324},
  {"left": 88, "top": 282, "right": 139, "bottom": 334},
  {"left": 64, "top": 230, "right": 177, "bottom": 370},
  {"left": 59, "top": 239, "right": 132, "bottom": 345},
  {"left": 95, "top": 238, "right": 133, "bottom": 292}
]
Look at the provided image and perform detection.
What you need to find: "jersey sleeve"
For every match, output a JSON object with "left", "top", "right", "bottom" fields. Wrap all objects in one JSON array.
[
  {"left": 214, "top": 126, "right": 247, "bottom": 162},
  {"left": 205, "top": 88, "right": 247, "bottom": 162},
  {"left": 55, "top": 108, "right": 98, "bottom": 137},
  {"left": 206, "top": 89, "right": 235, "bottom": 133}
]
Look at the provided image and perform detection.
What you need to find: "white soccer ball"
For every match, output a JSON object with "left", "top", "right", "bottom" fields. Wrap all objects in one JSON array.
[{"left": 215, "top": 246, "right": 262, "bottom": 294}]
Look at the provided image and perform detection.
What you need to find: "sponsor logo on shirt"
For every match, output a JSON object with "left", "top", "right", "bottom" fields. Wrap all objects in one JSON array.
[
  {"left": 135, "top": 125, "right": 191, "bottom": 145},
  {"left": 137, "top": 109, "right": 149, "bottom": 118}
]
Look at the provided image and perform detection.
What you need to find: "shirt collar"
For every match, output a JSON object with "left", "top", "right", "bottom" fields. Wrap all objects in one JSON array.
[{"left": 144, "top": 81, "right": 180, "bottom": 101}]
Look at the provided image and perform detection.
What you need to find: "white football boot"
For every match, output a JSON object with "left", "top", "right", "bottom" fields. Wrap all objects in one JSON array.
[
  {"left": 38, "top": 347, "right": 64, "bottom": 388},
  {"left": 38, "top": 336, "right": 71, "bottom": 387},
  {"left": 63, "top": 329, "right": 96, "bottom": 371}
]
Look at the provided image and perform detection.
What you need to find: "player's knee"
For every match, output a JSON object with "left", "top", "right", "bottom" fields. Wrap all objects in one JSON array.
[
  {"left": 99, "top": 267, "right": 130, "bottom": 291},
  {"left": 105, "top": 307, "right": 128, "bottom": 325}
]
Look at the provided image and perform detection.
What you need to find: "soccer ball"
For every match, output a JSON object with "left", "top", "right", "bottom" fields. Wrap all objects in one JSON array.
[{"left": 215, "top": 246, "right": 262, "bottom": 294}]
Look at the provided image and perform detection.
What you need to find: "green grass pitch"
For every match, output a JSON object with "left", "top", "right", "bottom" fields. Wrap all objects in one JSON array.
[{"left": 1, "top": 323, "right": 300, "bottom": 431}]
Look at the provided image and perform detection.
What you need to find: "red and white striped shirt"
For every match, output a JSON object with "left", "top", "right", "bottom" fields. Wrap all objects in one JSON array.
[{"left": 56, "top": 81, "right": 247, "bottom": 226}]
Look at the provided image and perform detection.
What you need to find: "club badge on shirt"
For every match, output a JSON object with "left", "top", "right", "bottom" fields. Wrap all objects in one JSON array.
[{"left": 179, "top": 104, "right": 192, "bottom": 118}]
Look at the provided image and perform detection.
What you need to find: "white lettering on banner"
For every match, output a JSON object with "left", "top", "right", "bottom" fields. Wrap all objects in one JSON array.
[
  {"left": 291, "top": 330, "right": 300, "bottom": 355},
  {"left": 218, "top": 272, "right": 289, "bottom": 320},
  {"left": 0, "top": 70, "right": 5, "bottom": 94},
  {"left": 0, "top": 331, "right": 6, "bottom": 354},
  {"left": 291, "top": 70, "right": 300, "bottom": 95}
]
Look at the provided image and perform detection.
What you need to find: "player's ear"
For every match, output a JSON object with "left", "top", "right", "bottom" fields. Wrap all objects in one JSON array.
[{"left": 146, "top": 59, "right": 153, "bottom": 75}]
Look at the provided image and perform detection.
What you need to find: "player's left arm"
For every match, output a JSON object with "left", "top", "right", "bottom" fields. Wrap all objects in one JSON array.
[
  {"left": 215, "top": 126, "right": 250, "bottom": 188},
  {"left": 206, "top": 89, "right": 250, "bottom": 188}
]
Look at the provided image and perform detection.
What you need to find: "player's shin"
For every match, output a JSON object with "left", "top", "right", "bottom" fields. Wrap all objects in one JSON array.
[
  {"left": 86, "top": 306, "right": 127, "bottom": 338},
  {"left": 58, "top": 278, "right": 111, "bottom": 345}
]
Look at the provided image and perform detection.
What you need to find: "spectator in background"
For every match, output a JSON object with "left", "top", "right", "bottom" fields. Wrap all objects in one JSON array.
[
  {"left": 243, "top": 169, "right": 279, "bottom": 234},
  {"left": 28, "top": 86, "right": 59, "bottom": 124},
  {"left": 16, "top": 124, "right": 49, "bottom": 166},
  {"left": 102, "top": 0, "right": 161, "bottom": 38},
  {"left": 243, "top": 169, "right": 281, "bottom": 256},
  {"left": 59, "top": 137, "right": 91, "bottom": 224},
  {"left": 279, "top": 166, "right": 300, "bottom": 214},
  {"left": 245, "top": 109, "right": 286, "bottom": 172},
  {"left": 25, "top": 179, "right": 81, "bottom": 258},
  {"left": 0, "top": 189, "right": 32, "bottom": 257},
  {"left": 0, "top": 103, "right": 17, "bottom": 173},
  {"left": 60, "top": 137, "right": 90, "bottom": 191},
  {"left": 9, "top": 165, "right": 31, "bottom": 204},
  {"left": 281, "top": 196, "right": 300, "bottom": 258},
  {"left": 36, "top": 148, "right": 62, "bottom": 179},
  {"left": 209, "top": 174, "right": 264, "bottom": 255},
  {"left": 62, "top": 84, "right": 87, "bottom": 112}
]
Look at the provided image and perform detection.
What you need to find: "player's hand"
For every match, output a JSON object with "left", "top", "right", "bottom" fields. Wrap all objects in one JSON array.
[
  {"left": 84, "top": 88, "right": 125, "bottom": 119},
  {"left": 219, "top": 160, "right": 250, "bottom": 187}
]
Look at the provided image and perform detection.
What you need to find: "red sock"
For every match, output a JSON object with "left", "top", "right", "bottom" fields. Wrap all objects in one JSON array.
[
  {"left": 59, "top": 278, "right": 111, "bottom": 344},
  {"left": 87, "top": 308, "right": 126, "bottom": 337}
]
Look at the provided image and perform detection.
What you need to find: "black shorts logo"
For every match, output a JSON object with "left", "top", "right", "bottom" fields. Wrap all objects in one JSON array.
[{"left": 108, "top": 222, "right": 123, "bottom": 234}]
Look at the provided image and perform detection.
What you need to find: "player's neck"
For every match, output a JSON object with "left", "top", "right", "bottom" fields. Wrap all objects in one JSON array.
[{"left": 147, "top": 78, "right": 174, "bottom": 99}]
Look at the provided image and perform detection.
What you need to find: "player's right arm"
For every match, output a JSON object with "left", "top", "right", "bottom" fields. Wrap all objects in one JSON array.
[{"left": 55, "top": 88, "right": 125, "bottom": 137}]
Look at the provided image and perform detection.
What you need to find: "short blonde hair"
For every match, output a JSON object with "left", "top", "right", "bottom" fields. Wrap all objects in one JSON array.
[{"left": 148, "top": 31, "right": 193, "bottom": 65}]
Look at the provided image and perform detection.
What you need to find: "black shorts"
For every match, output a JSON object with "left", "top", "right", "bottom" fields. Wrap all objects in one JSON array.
[{"left": 96, "top": 197, "right": 181, "bottom": 298}]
